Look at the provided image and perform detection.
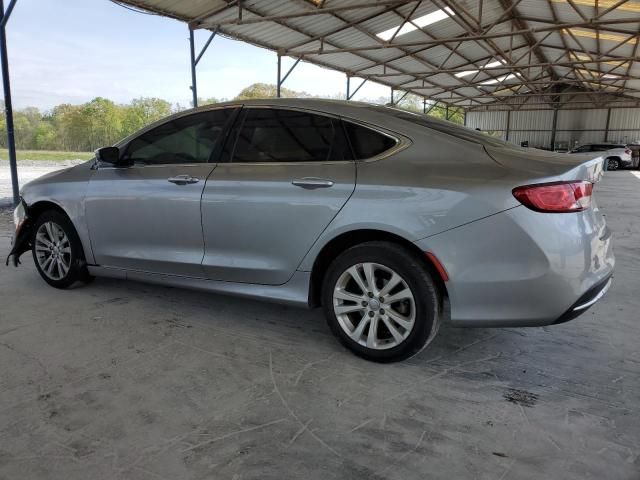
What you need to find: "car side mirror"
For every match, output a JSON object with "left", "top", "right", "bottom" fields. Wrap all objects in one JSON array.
[{"left": 95, "top": 146, "right": 133, "bottom": 167}]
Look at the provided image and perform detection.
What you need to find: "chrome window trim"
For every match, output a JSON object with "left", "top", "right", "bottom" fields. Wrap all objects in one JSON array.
[{"left": 224, "top": 104, "right": 410, "bottom": 166}]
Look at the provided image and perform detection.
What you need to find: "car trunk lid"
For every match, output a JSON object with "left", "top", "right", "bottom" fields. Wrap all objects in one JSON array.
[{"left": 483, "top": 145, "right": 605, "bottom": 184}]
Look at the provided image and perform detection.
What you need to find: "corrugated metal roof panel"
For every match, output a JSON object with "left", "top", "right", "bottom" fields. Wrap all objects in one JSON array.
[{"left": 115, "top": 0, "right": 640, "bottom": 109}]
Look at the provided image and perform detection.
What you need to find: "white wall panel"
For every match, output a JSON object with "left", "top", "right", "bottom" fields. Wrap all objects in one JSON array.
[
  {"left": 508, "top": 131, "right": 552, "bottom": 148},
  {"left": 465, "top": 111, "right": 507, "bottom": 131},
  {"left": 510, "top": 110, "right": 554, "bottom": 130},
  {"left": 609, "top": 109, "right": 640, "bottom": 130},
  {"left": 468, "top": 108, "right": 640, "bottom": 149},
  {"left": 556, "top": 109, "right": 608, "bottom": 131}
]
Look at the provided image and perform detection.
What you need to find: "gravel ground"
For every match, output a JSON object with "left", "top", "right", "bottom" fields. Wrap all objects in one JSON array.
[{"left": 0, "top": 160, "right": 87, "bottom": 207}]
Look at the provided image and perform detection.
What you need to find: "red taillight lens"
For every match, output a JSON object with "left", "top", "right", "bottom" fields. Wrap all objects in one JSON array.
[
  {"left": 513, "top": 181, "right": 593, "bottom": 213},
  {"left": 625, "top": 148, "right": 632, "bottom": 155}
]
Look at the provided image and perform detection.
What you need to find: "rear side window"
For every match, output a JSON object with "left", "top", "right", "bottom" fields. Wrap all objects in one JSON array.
[
  {"left": 230, "top": 109, "right": 352, "bottom": 163},
  {"left": 343, "top": 121, "right": 397, "bottom": 160},
  {"left": 124, "top": 109, "right": 236, "bottom": 165}
]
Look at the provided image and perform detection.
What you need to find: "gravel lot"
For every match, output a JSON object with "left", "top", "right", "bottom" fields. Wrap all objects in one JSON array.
[{"left": 0, "top": 160, "right": 86, "bottom": 207}]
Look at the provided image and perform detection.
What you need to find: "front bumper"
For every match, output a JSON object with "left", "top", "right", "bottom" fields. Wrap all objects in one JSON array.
[{"left": 5, "top": 199, "right": 33, "bottom": 267}]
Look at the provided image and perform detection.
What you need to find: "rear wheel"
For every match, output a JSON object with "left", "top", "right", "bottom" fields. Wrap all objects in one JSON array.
[
  {"left": 322, "top": 241, "right": 441, "bottom": 362},
  {"left": 606, "top": 157, "right": 620, "bottom": 170},
  {"left": 31, "top": 210, "right": 92, "bottom": 289}
]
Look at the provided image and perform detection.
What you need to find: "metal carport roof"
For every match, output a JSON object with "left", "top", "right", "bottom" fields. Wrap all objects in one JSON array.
[{"left": 114, "top": 0, "right": 640, "bottom": 110}]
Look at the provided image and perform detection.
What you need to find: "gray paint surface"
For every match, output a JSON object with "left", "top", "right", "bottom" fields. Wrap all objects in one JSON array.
[
  {"left": 17, "top": 99, "right": 614, "bottom": 325},
  {"left": 0, "top": 171, "right": 638, "bottom": 479}
]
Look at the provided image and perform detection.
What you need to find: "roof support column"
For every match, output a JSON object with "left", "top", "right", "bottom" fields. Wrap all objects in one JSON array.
[
  {"left": 189, "top": 27, "right": 217, "bottom": 108},
  {"left": 550, "top": 107, "right": 559, "bottom": 151},
  {"left": 276, "top": 55, "right": 282, "bottom": 98},
  {"left": 505, "top": 110, "right": 511, "bottom": 141},
  {"left": 604, "top": 107, "right": 611, "bottom": 142},
  {"left": 277, "top": 55, "right": 300, "bottom": 98},
  {"left": 346, "top": 75, "right": 366, "bottom": 101},
  {"left": 189, "top": 28, "right": 198, "bottom": 108},
  {"left": 0, "top": 0, "right": 19, "bottom": 206}
]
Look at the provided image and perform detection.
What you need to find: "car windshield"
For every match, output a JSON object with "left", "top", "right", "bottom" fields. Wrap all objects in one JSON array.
[{"left": 368, "top": 105, "right": 514, "bottom": 149}]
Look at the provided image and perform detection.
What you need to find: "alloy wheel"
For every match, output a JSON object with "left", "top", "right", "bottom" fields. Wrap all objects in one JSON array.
[
  {"left": 333, "top": 262, "right": 416, "bottom": 350},
  {"left": 35, "top": 221, "right": 72, "bottom": 281}
]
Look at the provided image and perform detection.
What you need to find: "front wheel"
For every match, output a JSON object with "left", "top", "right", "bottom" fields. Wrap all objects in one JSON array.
[
  {"left": 31, "top": 210, "right": 92, "bottom": 289},
  {"left": 607, "top": 158, "right": 620, "bottom": 170},
  {"left": 322, "top": 241, "right": 441, "bottom": 363}
]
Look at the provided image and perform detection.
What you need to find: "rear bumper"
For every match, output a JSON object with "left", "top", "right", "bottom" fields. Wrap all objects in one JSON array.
[
  {"left": 553, "top": 275, "right": 612, "bottom": 324},
  {"left": 415, "top": 204, "right": 615, "bottom": 327}
]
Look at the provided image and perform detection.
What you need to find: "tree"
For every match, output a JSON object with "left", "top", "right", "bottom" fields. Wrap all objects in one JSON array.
[
  {"left": 121, "top": 97, "right": 172, "bottom": 136},
  {"left": 233, "top": 83, "right": 310, "bottom": 100}
]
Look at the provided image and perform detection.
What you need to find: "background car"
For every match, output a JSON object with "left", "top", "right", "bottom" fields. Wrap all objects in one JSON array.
[
  {"left": 569, "top": 143, "right": 634, "bottom": 170},
  {"left": 8, "top": 99, "right": 614, "bottom": 362}
]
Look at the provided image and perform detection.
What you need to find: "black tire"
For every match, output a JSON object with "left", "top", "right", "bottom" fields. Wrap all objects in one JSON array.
[
  {"left": 606, "top": 157, "right": 620, "bottom": 171},
  {"left": 31, "top": 210, "right": 92, "bottom": 289},
  {"left": 321, "top": 241, "right": 441, "bottom": 363}
]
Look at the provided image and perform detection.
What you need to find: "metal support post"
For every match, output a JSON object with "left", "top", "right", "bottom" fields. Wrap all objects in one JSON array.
[
  {"left": 277, "top": 55, "right": 281, "bottom": 98},
  {"left": 0, "top": 0, "right": 19, "bottom": 206},
  {"left": 189, "top": 28, "right": 198, "bottom": 108}
]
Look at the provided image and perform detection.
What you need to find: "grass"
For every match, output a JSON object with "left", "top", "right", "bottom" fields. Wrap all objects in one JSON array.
[{"left": 0, "top": 149, "right": 94, "bottom": 162}]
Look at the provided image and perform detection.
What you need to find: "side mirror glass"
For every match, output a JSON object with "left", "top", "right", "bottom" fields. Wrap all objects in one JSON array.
[{"left": 95, "top": 146, "right": 125, "bottom": 166}]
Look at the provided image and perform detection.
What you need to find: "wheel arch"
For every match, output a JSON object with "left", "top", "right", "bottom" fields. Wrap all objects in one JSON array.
[
  {"left": 28, "top": 200, "right": 70, "bottom": 220},
  {"left": 308, "top": 228, "right": 448, "bottom": 307}
]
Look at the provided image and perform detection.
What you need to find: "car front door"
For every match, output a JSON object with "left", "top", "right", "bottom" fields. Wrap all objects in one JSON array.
[
  {"left": 200, "top": 107, "right": 356, "bottom": 285},
  {"left": 85, "top": 107, "right": 238, "bottom": 276}
]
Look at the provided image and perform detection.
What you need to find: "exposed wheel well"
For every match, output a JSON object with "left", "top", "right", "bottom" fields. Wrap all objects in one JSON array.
[
  {"left": 308, "top": 229, "right": 448, "bottom": 307},
  {"left": 28, "top": 201, "right": 69, "bottom": 221}
]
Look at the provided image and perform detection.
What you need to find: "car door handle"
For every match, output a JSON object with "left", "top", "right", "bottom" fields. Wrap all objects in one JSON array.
[
  {"left": 291, "top": 177, "right": 335, "bottom": 189},
  {"left": 168, "top": 175, "right": 200, "bottom": 185}
]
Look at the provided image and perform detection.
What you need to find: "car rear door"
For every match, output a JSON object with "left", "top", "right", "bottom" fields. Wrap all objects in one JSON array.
[
  {"left": 85, "top": 107, "right": 238, "bottom": 276},
  {"left": 200, "top": 106, "right": 356, "bottom": 285}
]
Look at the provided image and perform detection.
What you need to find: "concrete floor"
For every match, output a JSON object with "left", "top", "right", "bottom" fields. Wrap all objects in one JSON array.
[{"left": 0, "top": 172, "right": 639, "bottom": 480}]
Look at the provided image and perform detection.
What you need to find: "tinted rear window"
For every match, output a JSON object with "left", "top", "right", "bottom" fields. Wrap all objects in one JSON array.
[
  {"left": 343, "top": 121, "right": 397, "bottom": 159},
  {"left": 230, "top": 109, "right": 352, "bottom": 163}
]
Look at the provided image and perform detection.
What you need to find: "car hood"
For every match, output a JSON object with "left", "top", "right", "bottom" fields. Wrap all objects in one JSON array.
[{"left": 20, "top": 161, "right": 93, "bottom": 196}]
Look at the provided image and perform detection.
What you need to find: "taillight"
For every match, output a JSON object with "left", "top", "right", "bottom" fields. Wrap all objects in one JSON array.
[
  {"left": 512, "top": 181, "right": 593, "bottom": 213},
  {"left": 625, "top": 148, "right": 632, "bottom": 155}
]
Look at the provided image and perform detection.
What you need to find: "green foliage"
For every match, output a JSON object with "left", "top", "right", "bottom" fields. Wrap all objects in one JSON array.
[
  {"left": 234, "top": 82, "right": 311, "bottom": 100},
  {"left": 0, "top": 85, "right": 466, "bottom": 154},
  {"left": 0, "top": 97, "right": 173, "bottom": 153},
  {"left": 0, "top": 149, "right": 94, "bottom": 161}
]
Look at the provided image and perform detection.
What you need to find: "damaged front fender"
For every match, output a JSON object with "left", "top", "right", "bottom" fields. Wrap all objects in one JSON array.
[{"left": 5, "top": 200, "right": 34, "bottom": 267}]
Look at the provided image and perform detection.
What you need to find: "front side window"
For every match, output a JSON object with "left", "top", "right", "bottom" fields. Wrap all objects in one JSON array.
[
  {"left": 230, "top": 109, "right": 351, "bottom": 163},
  {"left": 573, "top": 145, "right": 591, "bottom": 153},
  {"left": 124, "top": 109, "right": 236, "bottom": 165}
]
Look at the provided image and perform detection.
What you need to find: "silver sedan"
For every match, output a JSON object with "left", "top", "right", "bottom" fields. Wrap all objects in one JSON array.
[{"left": 7, "top": 99, "right": 614, "bottom": 362}]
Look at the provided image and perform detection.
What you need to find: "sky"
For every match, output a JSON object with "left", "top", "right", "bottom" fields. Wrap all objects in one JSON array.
[{"left": 6, "top": 0, "right": 391, "bottom": 110}]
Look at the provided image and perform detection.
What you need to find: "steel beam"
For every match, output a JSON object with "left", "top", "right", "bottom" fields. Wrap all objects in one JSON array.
[
  {"left": 189, "top": 27, "right": 198, "bottom": 108},
  {"left": 0, "top": 0, "right": 18, "bottom": 206},
  {"left": 0, "top": 0, "right": 16, "bottom": 28},
  {"left": 278, "top": 56, "right": 301, "bottom": 97},
  {"left": 195, "top": 29, "right": 217, "bottom": 66},
  {"left": 346, "top": 76, "right": 366, "bottom": 100},
  {"left": 277, "top": 55, "right": 281, "bottom": 98}
]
